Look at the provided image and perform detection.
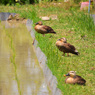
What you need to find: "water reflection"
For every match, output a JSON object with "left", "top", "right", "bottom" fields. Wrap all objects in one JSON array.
[{"left": 0, "top": 21, "right": 51, "bottom": 95}]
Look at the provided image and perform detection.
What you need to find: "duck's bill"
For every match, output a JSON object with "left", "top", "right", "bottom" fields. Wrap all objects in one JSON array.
[
  {"left": 57, "top": 39, "right": 61, "bottom": 41},
  {"left": 64, "top": 73, "right": 70, "bottom": 76},
  {"left": 35, "top": 22, "right": 38, "bottom": 25},
  {"left": 64, "top": 75, "right": 66, "bottom": 77},
  {"left": 66, "top": 73, "right": 70, "bottom": 76}
]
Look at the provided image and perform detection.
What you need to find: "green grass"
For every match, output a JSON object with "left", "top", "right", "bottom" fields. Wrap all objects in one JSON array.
[{"left": 0, "top": 2, "right": 95, "bottom": 95}]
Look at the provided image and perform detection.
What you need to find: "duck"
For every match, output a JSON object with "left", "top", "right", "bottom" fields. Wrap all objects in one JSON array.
[
  {"left": 34, "top": 21, "right": 56, "bottom": 36},
  {"left": 64, "top": 71, "right": 86, "bottom": 85},
  {"left": 56, "top": 37, "right": 79, "bottom": 56}
]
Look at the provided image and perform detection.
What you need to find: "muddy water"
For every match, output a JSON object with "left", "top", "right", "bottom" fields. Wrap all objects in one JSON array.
[{"left": 0, "top": 21, "right": 51, "bottom": 95}]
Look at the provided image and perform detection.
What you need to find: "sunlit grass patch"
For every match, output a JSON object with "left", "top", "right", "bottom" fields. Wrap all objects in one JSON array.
[{"left": 34, "top": 5, "right": 95, "bottom": 95}]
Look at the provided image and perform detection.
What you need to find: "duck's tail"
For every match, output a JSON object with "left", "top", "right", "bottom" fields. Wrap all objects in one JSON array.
[
  {"left": 73, "top": 50, "right": 79, "bottom": 55},
  {"left": 49, "top": 30, "right": 56, "bottom": 34},
  {"left": 51, "top": 31, "right": 56, "bottom": 34}
]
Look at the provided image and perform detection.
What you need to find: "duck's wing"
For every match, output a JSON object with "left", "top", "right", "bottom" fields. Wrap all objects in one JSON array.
[
  {"left": 66, "top": 43, "right": 79, "bottom": 55},
  {"left": 41, "top": 25, "right": 56, "bottom": 34},
  {"left": 74, "top": 75, "right": 86, "bottom": 85},
  {"left": 56, "top": 42, "right": 72, "bottom": 52},
  {"left": 66, "top": 43, "right": 76, "bottom": 50}
]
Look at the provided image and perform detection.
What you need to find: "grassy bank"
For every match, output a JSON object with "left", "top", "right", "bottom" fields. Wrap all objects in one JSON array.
[{"left": 0, "top": 2, "right": 95, "bottom": 95}]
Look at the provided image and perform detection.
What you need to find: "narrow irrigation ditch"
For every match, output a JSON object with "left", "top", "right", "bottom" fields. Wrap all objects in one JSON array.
[{"left": 0, "top": 12, "right": 62, "bottom": 95}]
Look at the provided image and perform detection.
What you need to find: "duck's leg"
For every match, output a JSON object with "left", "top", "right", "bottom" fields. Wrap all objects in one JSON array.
[
  {"left": 67, "top": 53, "right": 69, "bottom": 56},
  {"left": 43, "top": 34, "right": 45, "bottom": 37},
  {"left": 32, "top": 38, "right": 35, "bottom": 45},
  {"left": 63, "top": 52, "right": 65, "bottom": 56}
]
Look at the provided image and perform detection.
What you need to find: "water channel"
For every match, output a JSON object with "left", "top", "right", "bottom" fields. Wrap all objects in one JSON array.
[{"left": 0, "top": 21, "right": 51, "bottom": 95}]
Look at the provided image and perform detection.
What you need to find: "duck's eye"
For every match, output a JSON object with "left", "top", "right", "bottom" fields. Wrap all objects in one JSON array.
[{"left": 70, "top": 71, "right": 75, "bottom": 74}]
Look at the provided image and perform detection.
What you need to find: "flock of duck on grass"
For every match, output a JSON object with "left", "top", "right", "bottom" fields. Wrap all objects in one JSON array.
[{"left": 34, "top": 21, "right": 86, "bottom": 85}]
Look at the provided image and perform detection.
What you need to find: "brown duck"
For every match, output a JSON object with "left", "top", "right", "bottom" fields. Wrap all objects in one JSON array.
[
  {"left": 56, "top": 37, "right": 79, "bottom": 56},
  {"left": 34, "top": 21, "right": 56, "bottom": 36},
  {"left": 64, "top": 71, "right": 86, "bottom": 85}
]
